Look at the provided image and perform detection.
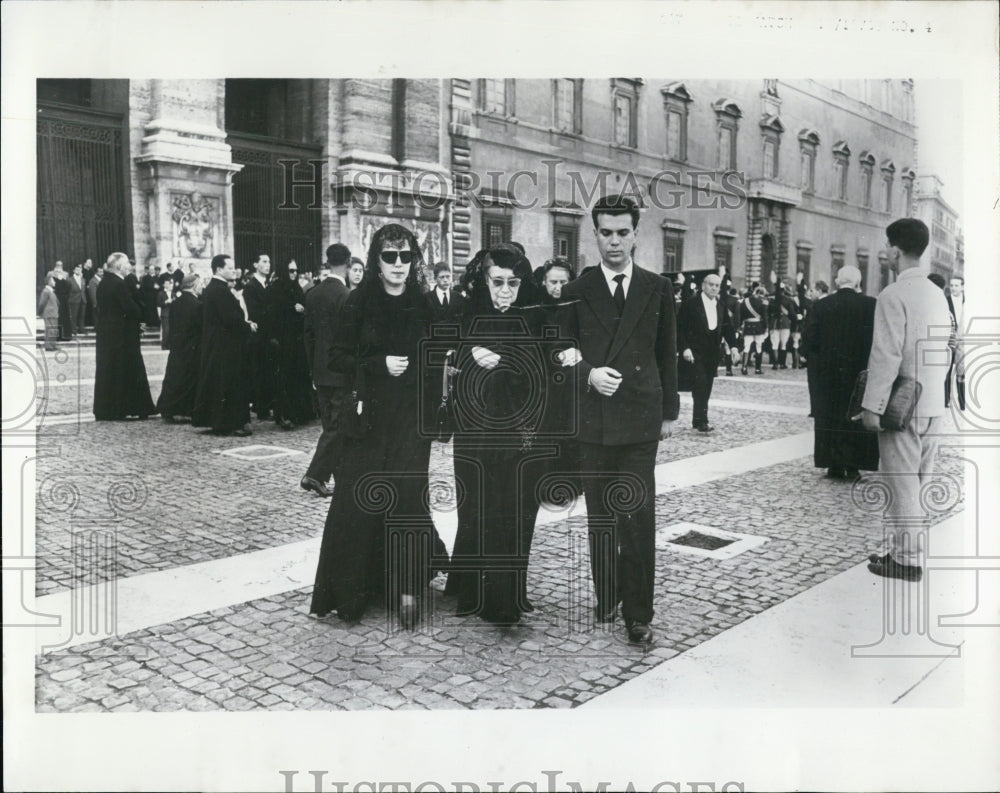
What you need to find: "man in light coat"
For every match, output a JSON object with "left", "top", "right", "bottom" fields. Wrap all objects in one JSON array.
[{"left": 855, "top": 218, "right": 951, "bottom": 582}]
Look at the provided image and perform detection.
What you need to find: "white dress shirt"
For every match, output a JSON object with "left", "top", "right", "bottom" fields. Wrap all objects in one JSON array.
[
  {"left": 701, "top": 292, "right": 718, "bottom": 331},
  {"left": 436, "top": 287, "right": 450, "bottom": 305},
  {"left": 599, "top": 259, "right": 634, "bottom": 299}
]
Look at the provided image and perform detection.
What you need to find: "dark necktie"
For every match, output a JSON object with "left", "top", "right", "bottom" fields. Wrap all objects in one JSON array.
[
  {"left": 613, "top": 274, "right": 626, "bottom": 316},
  {"left": 442, "top": 291, "right": 448, "bottom": 307}
]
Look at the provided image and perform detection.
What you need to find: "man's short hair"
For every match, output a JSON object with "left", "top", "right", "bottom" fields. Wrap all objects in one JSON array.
[
  {"left": 326, "top": 243, "right": 351, "bottom": 267},
  {"left": 253, "top": 252, "right": 269, "bottom": 265},
  {"left": 433, "top": 262, "right": 452, "bottom": 277},
  {"left": 105, "top": 252, "right": 128, "bottom": 271},
  {"left": 886, "top": 218, "right": 930, "bottom": 258},
  {"left": 592, "top": 194, "right": 640, "bottom": 229},
  {"left": 950, "top": 274, "right": 964, "bottom": 284},
  {"left": 814, "top": 280, "right": 829, "bottom": 294},
  {"left": 211, "top": 254, "right": 231, "bottom": 273}
]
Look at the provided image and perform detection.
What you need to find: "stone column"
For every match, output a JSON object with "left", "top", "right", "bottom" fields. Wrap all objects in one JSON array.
[{"left": 133, "top": 80, "right": 242, "bottom": 278}]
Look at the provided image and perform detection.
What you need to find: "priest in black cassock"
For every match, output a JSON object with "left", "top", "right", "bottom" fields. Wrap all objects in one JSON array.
[
  {"left": 805, "top": 264, "right": 879, "bottom": 479},
  {"left": 92, "top": 252, "right": 156, "bottom": 421},
  {"left": 192, "top": 254, "right": 255, "bottom": 437},
  {"left": 157, "top": 274, "right": 204, "bottom": 422}
]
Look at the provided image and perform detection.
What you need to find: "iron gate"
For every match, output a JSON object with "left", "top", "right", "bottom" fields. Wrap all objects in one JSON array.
[
  {"left": 36, "top": 104, "right": 132, "bottom": 288},
  {"left": 229, "top": 135, "right": 322, "bottom": 274}
]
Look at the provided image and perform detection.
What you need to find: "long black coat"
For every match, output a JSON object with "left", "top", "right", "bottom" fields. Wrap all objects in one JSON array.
[
  {"left": 806, "top": 287, "right": 879, "bottom": 471},
  {"left": 310, "top": 285, "right": 448, "bottom": 619},
  {"left": 54, "top": 277, "right": 72, "bottom": 339},
  {"left": 93, "top": 272, "right": 155, "bottom": 420},
  {"left": 156, "top": 292, "right": 202, "bottom": 418},
  {"left": 193, "top": 278, "right": 251, "bottom": 433},
  {"left": 303, "top": 276, "right": 350, "bottom": 388},
  {"left": 265, "top": 278, "right": 315, "bottom": 424}
]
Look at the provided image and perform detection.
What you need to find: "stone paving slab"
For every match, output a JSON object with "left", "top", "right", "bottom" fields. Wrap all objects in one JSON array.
[{"left": 34, "top": 443, "right": 964, "bottom": 712}]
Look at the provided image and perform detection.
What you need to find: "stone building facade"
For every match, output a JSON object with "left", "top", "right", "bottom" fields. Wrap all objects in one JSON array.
[
  {"left": 37, "top": 78, "right": 933, "bottom": 297},
  {"left": 913, "top": 174, "right": 960, "bottom": 279}
]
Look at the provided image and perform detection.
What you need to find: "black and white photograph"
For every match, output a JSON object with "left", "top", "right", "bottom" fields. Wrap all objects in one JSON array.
[{"left": 4, "top": 2, "right": 999, "bottom": 792}]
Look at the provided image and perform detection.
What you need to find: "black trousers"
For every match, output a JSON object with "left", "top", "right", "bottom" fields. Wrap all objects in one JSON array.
[
  {"left": 305, "top": 385, "right": 349, "bottom": 483},
  {"left": 691, "top": 360, "right": 716, "bottom": 427},
  {"left": 578, "top": 439, "right": 658, "bottom": 625}
]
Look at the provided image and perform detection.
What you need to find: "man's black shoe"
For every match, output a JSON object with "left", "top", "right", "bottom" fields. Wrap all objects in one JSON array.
[
  {"left": 231, "top": 425, "right": 253, "bottom": 437},
  {"left": 696, "top": 424, "right": 715, "bottom": 433},
  {"left": 626, "top": 622, "right": 654, "bottom": 646},
  {"left": 301, "top": 476, "right": 333, "bottom": 497},
  {"left": 826, "top": 468, "right": 845, "bottom": 479},
  {"left": 868, "top": 556, "right": 923, "bottom": 582}
]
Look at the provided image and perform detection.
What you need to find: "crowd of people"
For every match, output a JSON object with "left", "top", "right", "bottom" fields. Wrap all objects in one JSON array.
[{"left": 62, "top": 195, "right": 961, "bottom": 643}]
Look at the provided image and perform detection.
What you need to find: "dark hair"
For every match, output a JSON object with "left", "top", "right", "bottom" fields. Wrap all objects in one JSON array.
[
  {"left": 363, "top": 223, "right": 428, "bottom": 293},
  {"left": 325, "top": 243, "right": 351, "bottom": 267},
  {"left": 433, "top": 262, "right": 452, "bottom": 277},
  {"left": 886, "top": 218, "right": 930, "bottom": 258},
  {"left": 350, "top": 257, "right": 364, "bottom": 267},
  {"left": 509, "top": 240, "right": 526, "bottom": 255},
  {"left": 950, "top": 274, "right": 964, "bottom": 284},
  {"left": 253, "top": 252, "right": 269, "bottom": 266},
  {"left": 541, "top": 257, "right": 575, "bottom": 281},
  {"left": 927, "top": 272, "right": 947, "bottom": 290},
  {"left": 210, "top": 254, "right": 231, "bottom": 273},
  {"left": 814, "top": 280, "right": 829, "bottom": 293},
  {"left": 462, "top": 244, "right": 541, "bottom": 311},
  {"left": 591, "top": 194, "right": 640, "bottom": 229}
]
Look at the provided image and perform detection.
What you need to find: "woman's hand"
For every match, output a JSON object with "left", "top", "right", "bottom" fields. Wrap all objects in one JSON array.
[
  {"left": 386, "top": 355, "right": 409, "bottom": 376},
  {"left": 471, "top": 346, "right": 501, "bottom": 370}
]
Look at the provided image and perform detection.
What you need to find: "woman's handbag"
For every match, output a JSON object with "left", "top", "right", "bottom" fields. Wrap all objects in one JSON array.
[
  {"left": 848, "top": 369, "right": 923, "bottom": 431},
  {"left": 433, "top": 349, "right": 457, "bottom": 443}
]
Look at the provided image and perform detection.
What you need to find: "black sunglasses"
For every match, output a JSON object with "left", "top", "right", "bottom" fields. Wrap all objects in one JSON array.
[{"left": 380, "top": 251, "right": 413, "bottom": 265}]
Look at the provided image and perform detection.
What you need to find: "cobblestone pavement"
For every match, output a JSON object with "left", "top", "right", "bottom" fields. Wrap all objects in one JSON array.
[{"left": 32, "top": 351, "right": 965, "bottom": 711}]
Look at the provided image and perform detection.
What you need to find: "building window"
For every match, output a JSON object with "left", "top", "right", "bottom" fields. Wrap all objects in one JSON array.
[
  {"left": 661, "top": 82, "right": 692, "bottom": 162},
  {"left": 880, "top": 160, "right": 895, "bottom": 213},
  {"left": 610, "top": 79, "right": 641, "bottom": 148},
  {"left": 759, "top": 114, "right": 784, "bottom": 179},
  {"left": 857, "top": 250, "right": 870, "bottom": 286},
  {"left": 830, "top": 246, "right": 845, "bottom": 283},
  {"left": 480, "top": 79, "right": 514, "bottom": 116},
  {"left": 712, "top": 99, "right": 742, "bottom": 171},
  {"left": 859, "top": 151, "right": 875, "bottom": 208},
  {"left": 662, "top": 227, "right": 685, "bottom": 274},
  {"left": 832, "top": 141, "right": 851, "bottom": 201},
  {"left": 713, "top": 233, "right": 734, "bottom": 274},
  {"left": 796, "top": 244, "right": 812, "bottom": 285},
  {"left": 798, "top": 129, "right": 819, "bottom": 193},
  {"left": 552, "top": 213, "right": 582, "bottom": 268},
  {"left": 38, "top": 78, "right": 93, "bottom": 107},
  {"left": 482, "top": 210, "right": 512, "bottom": 247},
  {"left": 553, "top": 79, "right": 582, "bottom": 134}
]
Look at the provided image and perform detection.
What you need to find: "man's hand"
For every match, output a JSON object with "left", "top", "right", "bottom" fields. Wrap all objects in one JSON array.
[
  {"left": 471, "top": 346, "right": 501, "bottom": 370},
  {"left": 682, "top": 348, "right": 694, "bottom": 364},
  {"left": 588, "top": 367, "right": 622, "bottom": 397},
  {"left": 557, "top": 347, "right": 582, "bottom": 367},
  {"left": 386, "top": 355, "right": 409, "bottom": 376},
  {"left": 248, "top": 321, "right": 258, "bottom": 333},
  {"left": 852, "top": 408, "right": 882, "bottom": 432},
  {"left": 294, "top": 303, "right": 305, "bottom": 314},
  {"left": 659, "top": 419, "right": 675, "bottom": 440}
]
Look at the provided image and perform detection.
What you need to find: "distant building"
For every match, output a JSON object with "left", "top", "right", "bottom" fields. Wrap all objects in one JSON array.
[
  {"left": 37, "top": 78, "right": 925, "bottom": 296},
  {"left": 913, "top": 174, "right": 960, "bottom": 280}
]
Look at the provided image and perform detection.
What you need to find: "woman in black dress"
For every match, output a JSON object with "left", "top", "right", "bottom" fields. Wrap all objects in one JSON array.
[
  {"left": 265, "top": 258, "right": 315, "bottom": 428},
  {"left": 444, "top": 245, "right": 563, "bottom": 627},
  {"left": 310, "top": 224, "right": 448, "bottom": 628}
]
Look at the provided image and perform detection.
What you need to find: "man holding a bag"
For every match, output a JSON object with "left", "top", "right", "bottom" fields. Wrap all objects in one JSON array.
[{"left": 855, "top": 218, "right": 952, "bottom": 582}]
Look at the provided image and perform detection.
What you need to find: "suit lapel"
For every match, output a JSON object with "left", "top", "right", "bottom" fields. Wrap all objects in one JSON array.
[
  {"left": 582, "top": 270, "right": 619, "bottom": 339},
  {"left": 607, "top": 266, "right": 654, "bottom": 362}
]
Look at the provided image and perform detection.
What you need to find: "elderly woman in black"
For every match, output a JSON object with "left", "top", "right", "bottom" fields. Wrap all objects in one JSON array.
[
  {"left": 265, "top": 258, "right": 315, "bottom": 428},
  {"left": 310, "top": 224, "right": 448, "bottom": 628},
  {"left": 444, "top": 245, "right": 573, "bottom": 626}
]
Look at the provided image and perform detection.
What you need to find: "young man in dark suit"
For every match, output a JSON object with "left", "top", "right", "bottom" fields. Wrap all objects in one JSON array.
[
  {"left": 300, "top": 243, "right": 353, "bottom": 497},
  {"left": 425, "top": 262, "right": 463, "bottom": 322},
  {"left": 677, "top": 273, "right": 736, "bottom": 433},
  {"left": 559, "top": 194, "right": 679, "bottom": 646},
  {"left": 243, "top": 252, "right": 273, "bottom": 420}
]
